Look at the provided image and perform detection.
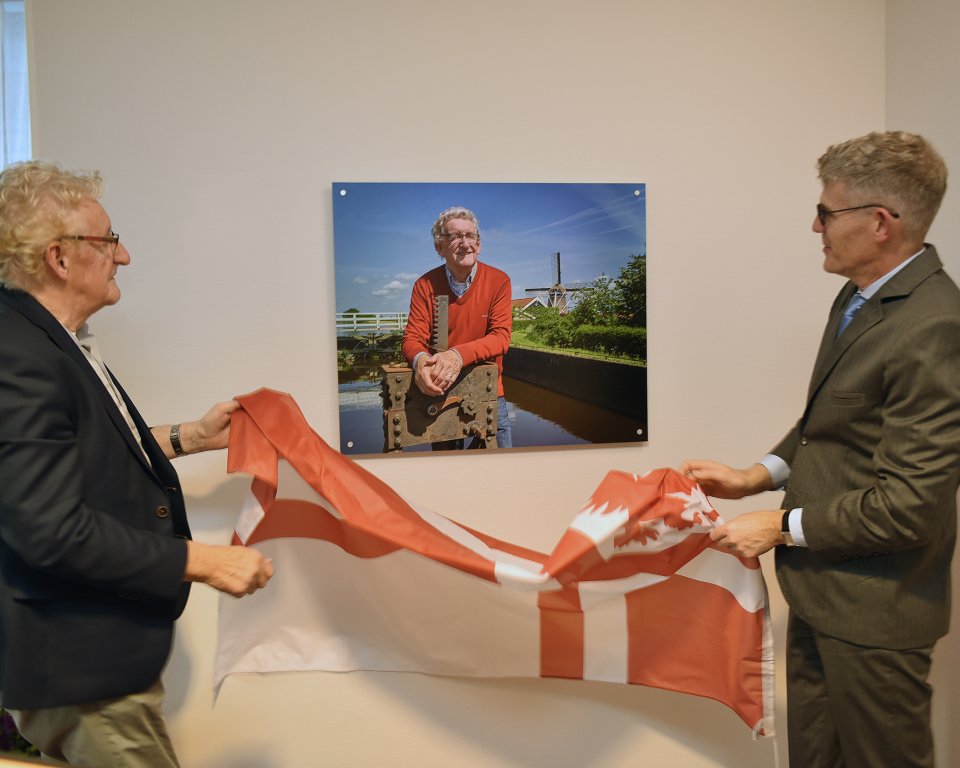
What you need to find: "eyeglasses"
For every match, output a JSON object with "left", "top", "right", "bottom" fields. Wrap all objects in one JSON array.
[
  {"left": 816, "top": 203, "right": 900, "bottom": 227},
  {"left": 442, "top": 232, "right": 479, "bottom": 244},
  {"left": 60, "top": 232, "right": 120, "bottom": 256}
]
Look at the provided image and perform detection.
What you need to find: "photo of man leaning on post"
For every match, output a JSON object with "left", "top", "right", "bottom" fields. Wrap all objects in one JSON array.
[{"left": 402, "top": 206, "right": 513, "bottom": 450}]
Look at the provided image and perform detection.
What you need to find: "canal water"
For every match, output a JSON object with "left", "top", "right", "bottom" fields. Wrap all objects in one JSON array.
[{"left": 338, "top": 359, "right": 646, "bottom": 456}]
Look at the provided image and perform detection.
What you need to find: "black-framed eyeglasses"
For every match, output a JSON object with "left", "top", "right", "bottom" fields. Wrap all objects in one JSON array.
[
  {"left": 816, "top": 203, "right": 900, "bottom": 227},
  {"left": 60, "top": 232, "right": 120, "bottom": 255},
  {"left": 442, "top": 232, "right": 479, "bottom": 244}
]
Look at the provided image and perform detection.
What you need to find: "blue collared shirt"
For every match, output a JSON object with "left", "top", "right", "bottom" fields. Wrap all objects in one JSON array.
[{"left": 446, "top": 263, "right": 477, "bottom": 297}]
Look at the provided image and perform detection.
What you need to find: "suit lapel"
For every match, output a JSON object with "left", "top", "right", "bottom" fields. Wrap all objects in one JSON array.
[
  {"left": 112, "top": 373, "right": 179, "bottom": 486},
  {"left": 807, "top": 287, "right": 883, "bottom": 397},
  {"left": 808, "top": 282, "right": 858, "bottom": 385},
  {"left": 0, "top": 288, "right": 160, "bottom": 478},
  {"left": 801, "top": 246, "right": 944, "bottom": 423}
]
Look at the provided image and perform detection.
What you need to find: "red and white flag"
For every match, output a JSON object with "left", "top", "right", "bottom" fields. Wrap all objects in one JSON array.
[{"left": 215, "top": 388, "right": 774, "bottom": 734}]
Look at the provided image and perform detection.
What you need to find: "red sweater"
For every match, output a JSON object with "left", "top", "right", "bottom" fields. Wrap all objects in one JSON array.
[{"left": 402, "top": 262, "right": 512, "bottom": 396}]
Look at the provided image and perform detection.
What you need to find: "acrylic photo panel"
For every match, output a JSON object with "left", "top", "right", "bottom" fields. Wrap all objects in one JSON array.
[{"left": 334, "top": 182, "right": 647, "bottom": 456}]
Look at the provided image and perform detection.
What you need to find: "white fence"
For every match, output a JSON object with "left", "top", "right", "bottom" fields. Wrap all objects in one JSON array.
[{"left": 336, "top": 312, "right": 407, "bottom": 336}]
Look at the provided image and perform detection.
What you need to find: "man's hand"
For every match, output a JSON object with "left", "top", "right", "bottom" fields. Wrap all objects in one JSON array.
[
  {"left": 191, "top": 399, "right": 240, "bottom": 451},
  {"left": 413, "top": 356, "right": 445, "bottom": 396},
  {"left": 429, "top": 349, "right": 463, "bottom": 390},
  {"left": 679, "top": 460, "right": 773, "bottom": 499},
  {"left": 185, "top": 540, "right": 274, "bottom": 597},
  {"left": 413, "top": 350, "right": 462, "bottom": 395},
  {"left": 709, "top": 509, "right": 786, "bottom": 558},
  {"left": 151, "top": 399, "right": 240, "bottom": 458}
]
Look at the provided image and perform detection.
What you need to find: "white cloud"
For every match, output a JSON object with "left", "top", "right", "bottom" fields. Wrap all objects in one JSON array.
[{"left": 372, "top": 279, "right": 408, "bottom": 297}]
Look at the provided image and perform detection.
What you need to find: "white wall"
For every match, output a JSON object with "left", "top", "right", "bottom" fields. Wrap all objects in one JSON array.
[{"left": 23, "top": 1, "right": 956, "bottom": 766}]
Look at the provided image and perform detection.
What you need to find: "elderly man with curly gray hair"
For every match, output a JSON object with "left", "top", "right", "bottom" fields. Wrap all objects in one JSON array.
[{"left": 0, "top": 161, "right": 274, "bottom": 767}]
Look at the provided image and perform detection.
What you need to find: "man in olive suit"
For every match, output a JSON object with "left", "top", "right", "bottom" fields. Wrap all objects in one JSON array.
[{"left": 682, "top": 132, "right": 960, "bottom": 768}]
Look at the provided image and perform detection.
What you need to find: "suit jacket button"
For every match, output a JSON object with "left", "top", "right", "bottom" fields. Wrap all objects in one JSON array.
[
  {"left": 155, "top": 505, "right": 170, "bottom": 518},
  {"left": 800, "top": 436, "right": 809, "bottom": 446}
]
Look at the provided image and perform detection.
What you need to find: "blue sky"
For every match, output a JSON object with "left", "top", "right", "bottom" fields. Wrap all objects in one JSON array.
[{"left": 332, "top": 182, "right": 646, "bottom": 314}]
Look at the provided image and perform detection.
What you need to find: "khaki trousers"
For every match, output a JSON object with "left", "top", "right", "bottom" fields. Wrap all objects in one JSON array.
[{"left": 8, "top": 680, "right": 180, "bottom": 768}]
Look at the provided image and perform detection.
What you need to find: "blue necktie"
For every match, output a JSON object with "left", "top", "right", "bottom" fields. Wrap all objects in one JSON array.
[{"left": 837, "top": 292, "right": 867, "bottom": 337}]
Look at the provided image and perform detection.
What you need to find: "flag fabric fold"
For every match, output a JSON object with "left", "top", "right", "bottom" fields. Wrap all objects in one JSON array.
[{"left": 216, "top": 388, "right": 774, "bottom": 735}]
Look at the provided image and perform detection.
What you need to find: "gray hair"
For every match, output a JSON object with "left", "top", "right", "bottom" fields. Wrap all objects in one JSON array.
[
  {"left": 0, "top": 160, "right": 104, "bottom": 290},
  {"left": 431, "top": 206, "right": 480, "bottom": 252},
  {"left": 818, "top": 131, "right": 947, "bottom": 242}
]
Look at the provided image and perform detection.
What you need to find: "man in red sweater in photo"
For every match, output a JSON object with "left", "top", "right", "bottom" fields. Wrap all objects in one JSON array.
[{"left": 402, "top": 206, "right": 512, "bottom": 448}]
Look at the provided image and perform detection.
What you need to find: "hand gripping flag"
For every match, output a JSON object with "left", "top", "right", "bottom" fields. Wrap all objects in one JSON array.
[{"left": 216, "top": 388, "right": 774, "bottom": 735}]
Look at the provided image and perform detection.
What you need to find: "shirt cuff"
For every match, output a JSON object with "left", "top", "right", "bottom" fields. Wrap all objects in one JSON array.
[
  {"left": 784, "top": 508, "right": 807, "bottom": 547},
  {"left": 759, "top": 454, "right": 790, "bottom": 490}
]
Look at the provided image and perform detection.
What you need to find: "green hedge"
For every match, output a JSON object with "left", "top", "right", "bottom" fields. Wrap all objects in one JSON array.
[
  {"left": 520, "top": 317, "right": 646, "bottom": 360},
  {"left": 571, "top": 324, "right": 646, "bottom": 358}
]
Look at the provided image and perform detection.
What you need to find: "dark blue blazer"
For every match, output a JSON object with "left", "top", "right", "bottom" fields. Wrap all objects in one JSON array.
[{"left": 0, "top": 287, "right": 191, "bottom": 709}]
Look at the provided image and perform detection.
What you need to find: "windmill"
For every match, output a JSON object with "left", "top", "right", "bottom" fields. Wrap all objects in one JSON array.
[{"left": 524, "top": 252, "right": 587, "bottom": 313}]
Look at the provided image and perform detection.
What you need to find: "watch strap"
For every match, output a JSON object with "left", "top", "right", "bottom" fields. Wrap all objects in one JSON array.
[
  {"left": 170, "top": 424, "right": 187, "bottom": 457},
  {"left": 781, "top": 509, "right": 795, "bottom": 546}
]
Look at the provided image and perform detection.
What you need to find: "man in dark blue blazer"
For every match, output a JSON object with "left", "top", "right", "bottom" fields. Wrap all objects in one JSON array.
[
  {"left": 0, "top": 161, "right": 275, "bottom": 767},
  {"left": 682, "top": 132, "right": 960, "bottom": 767}
]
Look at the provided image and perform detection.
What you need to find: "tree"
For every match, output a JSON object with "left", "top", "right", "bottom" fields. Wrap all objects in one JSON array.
[
  {"left": 614, "top": 252, "right": 646, "bottom": 327},
  {"left": 569, "top": 275, "right": 618, "bottom": 327}
]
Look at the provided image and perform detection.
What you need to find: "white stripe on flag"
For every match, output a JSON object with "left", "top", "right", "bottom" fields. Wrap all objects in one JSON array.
[
  {"left": 582, "top": 595, "right": 629, "bottom": 683},
  {"left": 216, "top": 537, "right": 543, "bottom": 687}
]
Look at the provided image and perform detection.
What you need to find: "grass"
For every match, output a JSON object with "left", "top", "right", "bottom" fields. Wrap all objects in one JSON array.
[{"left": 509, "top": 326, "right": 646, "bottom": 367}]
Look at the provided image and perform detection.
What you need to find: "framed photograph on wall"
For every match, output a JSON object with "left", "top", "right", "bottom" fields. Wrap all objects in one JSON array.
[{"left": 333, "top": 182, "right": 647, "bottom": 456}]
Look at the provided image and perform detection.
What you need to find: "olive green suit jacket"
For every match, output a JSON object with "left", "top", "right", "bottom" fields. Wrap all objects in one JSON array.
[{"left": 774, "top": 245, "right": 960, "bottom": 649}]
